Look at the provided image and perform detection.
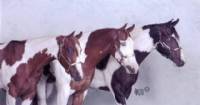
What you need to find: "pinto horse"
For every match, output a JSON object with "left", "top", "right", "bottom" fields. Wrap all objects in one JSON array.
[
  {"left": 0, "top": 32, "right": 82, "bottom": 105},
  {"left": 90, "top": 19, "right": 185, "bottom": 105},
  {"left": 35, "top": 24, "right": 139, "bottom": 105}
]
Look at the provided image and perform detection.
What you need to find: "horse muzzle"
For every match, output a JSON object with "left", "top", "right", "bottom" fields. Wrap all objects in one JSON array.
[
  {"left": 126, "top": 66, "right": 136, "bottom": 74},
  {"left": 176, "top": 60, "right": 185, "bottom": 67}
]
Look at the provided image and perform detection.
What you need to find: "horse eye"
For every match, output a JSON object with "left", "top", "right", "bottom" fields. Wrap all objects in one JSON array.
[{"left": 67, "top": 48, "right": 73, "bottom": 55}]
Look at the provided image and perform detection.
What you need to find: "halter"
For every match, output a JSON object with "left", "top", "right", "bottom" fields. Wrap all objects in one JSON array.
[
  {"left": 114, "top": 39, "right": 136, "bottom": 74},
  {"left": 156, "top": 36, "right": 182, "bottom": 58},
  {"left": 58, "top": 37, "right": 77, "bottom": 72}
]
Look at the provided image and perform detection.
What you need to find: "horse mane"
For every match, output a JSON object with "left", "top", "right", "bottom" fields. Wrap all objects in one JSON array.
[{"left": 142, "top": 24, "right": 156, "bottom": 30}]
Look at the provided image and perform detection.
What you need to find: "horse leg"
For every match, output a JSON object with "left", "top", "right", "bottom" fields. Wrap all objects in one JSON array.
[
  {"left": 51, "top": 60, "right": 72, "bottom": 105},
  {"left": 112, "top": 83, "right": 126, "bottom": 105},
  {"left": 21, "top": 99, "right": 32, "bottom": 105},
  {"left": 71, "top": 92, "right": 85, "bottom": 105},
  {"left": 56, "top": 82, "right": 71, "bottom": 105},
  {"left": 32, "top": 96, "right": 38, "bottom": 105},
  {"left": 36, "top": 74, "right": 47, "bottom": 105},
  {"left": 6, "top": 92, "right": 16, "bottom": 105},
  {"left": 83, "top": 90, "right": 88, "bottom": 100}
]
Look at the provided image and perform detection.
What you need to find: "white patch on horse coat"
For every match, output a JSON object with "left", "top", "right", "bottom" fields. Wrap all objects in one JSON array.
[
  {"left": 116, "top": 37, "right": 139, "bottom": 73},
  {"left": 0, "top": 37, "right": 59, "bottom": 90},
  {"left": 0, "top": 60, "right": 18, "bottom": 89},
  {"left": 6, "top": 92, "right": 16, "bottom": 105},
  {"left": 46, "top": 83, "right": 55, "bottom": 99},
  {"left": 74, "top": 63, "right": 83, "bottom": 79},
  {"left": 51, "top": 60, "right": 75, "bottom": 105},
  {"left": 180, "top": 49, "right": 186, "bottom": 62},
  {"left": 131, "top": 28, "right": 155, "bottom": 52},
  {"left": 75, "top": 32, "right": 90, "bottom": 78},
  {"left": 119, "top": 37, "right": 134, "bottom": 57},
  {"left": 37, "top": 74, "right": 48, "bottom": 105},
  {"left": 21, "top": 99, "right": 32, "bottom": 105},
  {"left": 77, "top": 32, "right": 89, "bottom": 63},
  {"left": 90, "top": 70, "right": 106, "bottom": 88},
  {"left": 91, "top": 56, "right": 121, "bottom": 96},
  {"left": 83, "top": 90, "right": 88, "bottom": 99}
]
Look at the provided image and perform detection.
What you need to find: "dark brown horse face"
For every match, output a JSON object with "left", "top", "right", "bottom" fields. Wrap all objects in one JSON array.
[
  {"left": 143, "top": 19, "right": 185, "bottom": 67},
  {"left": 57, "top": 33, "right": 82, "bottom": 69},
  {"left": 157, "top": 35, "right": 184, "bottom": 67}
]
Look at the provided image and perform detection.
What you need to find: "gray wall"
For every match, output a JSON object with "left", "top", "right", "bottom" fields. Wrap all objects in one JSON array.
[{"left": 1, "top": 0, "right": 200, "bottom": 105}]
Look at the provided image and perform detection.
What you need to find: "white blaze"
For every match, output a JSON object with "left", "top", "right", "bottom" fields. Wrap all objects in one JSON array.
[
  {"left": 75, "top": 32, "right": 90, "bottom": 78},
  {"left": 116, "top": 37, "right": 139, "bottom": 73}
]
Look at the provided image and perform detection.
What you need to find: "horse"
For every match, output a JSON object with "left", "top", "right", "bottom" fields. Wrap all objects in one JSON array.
[
  {"left": 90, "top": 19, "right": 185, "bottom": 105},
  {"left": 0, "top": 32, "right": 82, "bottom": 105},
  {"left": 35, "top": 24, "right": 139, "bottom": 105}
]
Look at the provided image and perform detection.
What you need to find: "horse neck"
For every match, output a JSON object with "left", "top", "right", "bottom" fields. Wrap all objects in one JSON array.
[
  {"left": 131, "top": 28, "right": 156, "bottom": 65},
  {"left": 84, "top": 33, "right": 116, "bottom": 68}
]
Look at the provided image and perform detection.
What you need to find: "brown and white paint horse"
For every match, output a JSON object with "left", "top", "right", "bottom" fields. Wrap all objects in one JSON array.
[
  {"left": 0, "top": 32, "right": 82, "bottom": 105},
  {"left": 36, "top": 24, "right": 139, "bottom": 105},
  {"left": 90, "top": 19, "right": 185, "bottom": 105}
]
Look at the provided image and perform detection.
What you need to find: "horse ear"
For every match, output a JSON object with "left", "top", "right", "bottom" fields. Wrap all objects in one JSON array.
[
  {"left": 120, "top": 23, "right": 128, "bottom": 30},
  {"left": 126, "top": 24, "right": 135, "bottom": 32},
  {"left": 171, "top": 18, "right": 179, "bottom": 26},
  {"left": 142, "top": 25, "right": 151, "bottom": 30},
  {"left": 75, "top": 31, "right": 82, "bottom": 39},
  {"left": 69, "top": 31, "right": 75, "bottom": 37},
  {"left": 168, "top": 19, "right": 174, "bottom": 24}
]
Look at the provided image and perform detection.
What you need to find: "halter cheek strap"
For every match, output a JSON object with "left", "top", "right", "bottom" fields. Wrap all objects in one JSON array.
[{"left": 156, "top": 37, "right": 182, "bottom": 55}]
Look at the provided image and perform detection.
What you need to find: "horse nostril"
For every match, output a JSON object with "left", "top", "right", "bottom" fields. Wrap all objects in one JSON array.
[{"left": 177, "top": 61, "right": 185, "bottom": 67}]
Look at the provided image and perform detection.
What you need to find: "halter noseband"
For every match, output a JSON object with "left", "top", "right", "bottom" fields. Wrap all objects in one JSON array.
[{"left": 156, "top": 36, "right": 182, "bottom": 58}]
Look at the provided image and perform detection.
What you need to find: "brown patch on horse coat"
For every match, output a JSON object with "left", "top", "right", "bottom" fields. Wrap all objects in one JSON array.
[
  {"left": 8, "top": 49, "right": 54, "bottom": 100},
  {"left": 0, "top": 41, "right": 26, "bottom": 69},
  {"left": 111, "top": 66, "right": 138, "bottom": 105},
  {"left": 70, "top": 28, "right": 130, "bottom": 92},
  {"left": 56, "top": 35, "right": 80, "bottom": 72}
]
